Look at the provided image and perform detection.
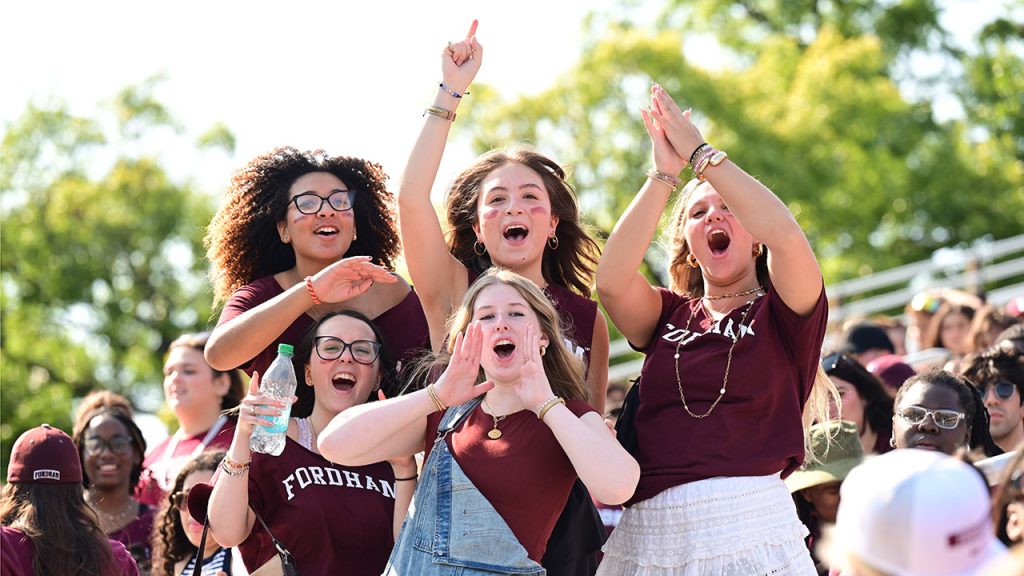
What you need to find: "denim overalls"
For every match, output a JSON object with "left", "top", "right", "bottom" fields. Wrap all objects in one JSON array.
[{"left": 384, "top": 398, "right": 546, "bottom": 575}]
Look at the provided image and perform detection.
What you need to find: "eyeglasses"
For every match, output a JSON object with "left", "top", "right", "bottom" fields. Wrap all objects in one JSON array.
[
  {"left": 171, "top": 488, "right": 192, "bottom": 511},
  {"left": 897, "top": 405, "right": 966, "bottom": 430},
  {"left": 84, "top": 435, "right": 134, "bottom": 456},
  {"left": 979, "top": 380, "right": 1018, "bottom": 401},
  {"left": 290, "top": 190, "right": 355, "bottom": 214},
  {"left": 314, "top": 336, "right": 381, "bottom": 365}
]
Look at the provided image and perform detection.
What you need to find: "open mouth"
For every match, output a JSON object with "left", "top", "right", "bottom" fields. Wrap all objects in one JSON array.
[
  {"left": 331, "top": 372, "right": 356, "bottom": 391},
  {"left": 708, "top": 230, "right": 731, "bottom": 255},
  {"left": 493, "top": 339, "right": 516, "bottom": 359},
  {"left": 315, "top": 225, "right": 339, "bottom": 237},
  {"left": 503, "top": 225, "right": 529, "bottom": 242}
]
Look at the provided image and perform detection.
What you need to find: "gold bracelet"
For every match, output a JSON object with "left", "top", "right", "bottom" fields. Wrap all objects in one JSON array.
[
  {"left": 426, "top": 384, "right": 447, "bottom": 412},
  {"left": 220, "top": 458, "right": 249, "bottom": 478},
  {"left": 222, "top": 454, "right": 251, "bottom": 470},
  {"left": 697, "top": 150, "right": 728, "bottom": 182},
  {"left": 536, "top": 396, "right": 566, "bottom": 421},
  {"left": 423, "top": 106, "right": 456, "bottom": 122}
]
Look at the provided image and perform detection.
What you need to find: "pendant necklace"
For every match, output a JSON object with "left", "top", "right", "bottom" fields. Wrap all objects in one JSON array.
[
  {"left": 674, "top": 292, "right": 761, "bottom": 419},
  {"left": 482, "top": 397, "right": 509, "bottom": 440}
]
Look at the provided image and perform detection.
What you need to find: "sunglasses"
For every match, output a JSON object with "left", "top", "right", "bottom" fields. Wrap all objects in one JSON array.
[
  {"left": 290, "top": 190, "right": 355, "bottom": 214},
  {"left": 314, "top": 336, "right": 381, "bottom": 365},
  {"left": 171, "top": 488, "right": 192, "bottom": 511},
  {"left": 897, "top": 405, "right": 966, "bottom": 430},
  {"left": 83, "top": 435, "right": 134, "bottom": 456},
  {"left": 978, "top": 380, "right": 1018, "bottom": 401}
]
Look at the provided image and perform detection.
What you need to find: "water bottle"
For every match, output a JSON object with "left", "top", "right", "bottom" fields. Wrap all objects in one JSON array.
[{"left": 250, "top": 344, "right": 296, "bottom": 456}]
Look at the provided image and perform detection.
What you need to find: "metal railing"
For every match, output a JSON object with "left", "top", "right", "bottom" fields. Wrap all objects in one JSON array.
[{"left": 607, "top": 234, "right": 1024, "bottom": 383}]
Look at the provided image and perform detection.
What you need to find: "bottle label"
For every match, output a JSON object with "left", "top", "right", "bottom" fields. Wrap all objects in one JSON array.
[{"left": 260, "top": 405, "right": 291, "bottom": 434}]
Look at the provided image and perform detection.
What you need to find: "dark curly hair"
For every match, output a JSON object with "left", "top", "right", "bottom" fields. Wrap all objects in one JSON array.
[
  {"left": 72, "top": 405, "right": 147, "bottom": 494},
  {"left": 961, "top": 347, "right": 1024, "bottom": 404},
  {"left": 444, "top": 147, "right": 599, "bottom": 297},
  {"left": 205, "top": 146, "right": 400, "bottom": 304},
  {"left": 895, "top": 369, "right": 1001, "bottom": 457},
  {"left": 150, "top": 450, "right": 225, "bottom": 576},
  {"left": 667, "top": 179, "right": 770, "bottom": 296}
]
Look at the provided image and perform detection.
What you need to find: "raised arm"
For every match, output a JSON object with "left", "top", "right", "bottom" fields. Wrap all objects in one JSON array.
[
  {"left": 596, "top": 100, "right": 688, "bottom": 348},
  {"left": 207, "top": 374, "right": 283, "bottom": 547},
  {"left": 398, "top": 22, "right": 482, "bottom": 347},
  {"left": 205, "top": 257, "right": 397, "bottom": 371},
  {"left": 516, "top": 326, "right": 639, "bottom": 504},
  {"left": 650, "top": 85, "right": 822, "bottom": 315},
  {"left": 318, "top": 322, "right": 494, "bottom": 465}
]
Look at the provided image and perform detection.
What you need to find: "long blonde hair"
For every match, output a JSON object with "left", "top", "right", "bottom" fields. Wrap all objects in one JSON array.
[
  {"left": 667, "top": 178, "right": 839, "bottom": 463},
  {"left": 416, "top": 269, "right": 587, "bottom": 402}
]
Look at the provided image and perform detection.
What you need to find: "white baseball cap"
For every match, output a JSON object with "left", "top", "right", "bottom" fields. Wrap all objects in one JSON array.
[{"left": 836, "top": 449, "right": 1007, "bottom": 576}]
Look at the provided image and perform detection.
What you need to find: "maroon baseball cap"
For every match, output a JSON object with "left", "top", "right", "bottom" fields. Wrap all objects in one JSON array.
[
  {"left": 867, "top": 354, "right": 917, "bottom": 390},
  {"left": 7, "top": 424, "right": 83, "bottom": 484}
]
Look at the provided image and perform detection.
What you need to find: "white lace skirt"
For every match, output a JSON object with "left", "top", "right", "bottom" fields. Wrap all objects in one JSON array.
[{"left": 597, "top": 474, "right": 816, "bottom": 576}]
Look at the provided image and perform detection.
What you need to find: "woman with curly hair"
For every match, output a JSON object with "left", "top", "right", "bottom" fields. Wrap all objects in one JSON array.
[
  {"left": 72, "top": 391, "right": 155, "bottom": 570},
  {"left": 396, "top": 25, "right": 610, "bottom": 574},
  {"left": 151, "top": 451, "right": 238, "bottom": 576},
  {"left": 204, "top": 147, "right": 429, "bottom": 390},
  {"left": 2, "top": 424, "right": 139, "bottom": 576}
]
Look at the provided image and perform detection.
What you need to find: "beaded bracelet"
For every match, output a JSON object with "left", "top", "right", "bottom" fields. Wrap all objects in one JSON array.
[
  {"left": 646, "top": 169, "right": 682, "bottom": 191},
  {"left": 439, "top": 82, "right": 469, "bottom": 99},
  {"left": 693, "top": 147, "right": 717, "bottom": 174},
  {"left": 688, "top": 143, "right": 711, "bottom": 166},
  {"left": 220, "top": 458, "right": 250, "bottom": 478},
  {"left": 423, "top": 106, "right": 456, "bottom": 122},
  {"left": 305, "top": 276, "right": 322, "bottom": 305},
  {"left": 535, "top": 396, "right": 566, "bottom": 421},
  {"left": 696, "top": 150, "right": 729, "bottom": 182}
]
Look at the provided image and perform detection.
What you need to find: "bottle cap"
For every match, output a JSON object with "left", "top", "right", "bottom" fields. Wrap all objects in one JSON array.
[{"left": 277, "top": 343, "right": 294, "bottom": 357}]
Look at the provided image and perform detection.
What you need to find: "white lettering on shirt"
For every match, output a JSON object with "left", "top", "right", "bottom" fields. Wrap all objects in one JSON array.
[{"left": 280, "top": 466, "right": 396, "bottom": 502}]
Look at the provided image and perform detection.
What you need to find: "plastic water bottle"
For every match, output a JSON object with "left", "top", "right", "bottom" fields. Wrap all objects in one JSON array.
[{"left": 250, "top": 344, "right": 296, "bottom": 456}]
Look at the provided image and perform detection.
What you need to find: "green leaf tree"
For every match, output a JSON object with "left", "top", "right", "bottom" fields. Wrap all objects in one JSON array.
[{"left": 1, "top": 80, "right": 223, "bottom": 476}]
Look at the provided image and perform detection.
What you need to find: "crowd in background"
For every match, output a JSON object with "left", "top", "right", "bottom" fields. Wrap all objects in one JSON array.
[{"left": 3, "top": 20, "right": 1024, "bottom": 576}]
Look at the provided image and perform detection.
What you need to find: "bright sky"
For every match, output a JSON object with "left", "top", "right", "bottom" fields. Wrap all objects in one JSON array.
[{"left": 3, "top": 1, "right": 625, "bottom": 197}]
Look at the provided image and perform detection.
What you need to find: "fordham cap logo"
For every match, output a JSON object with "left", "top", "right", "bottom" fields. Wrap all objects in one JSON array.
[{"left": 33, "top": 469, "right": 60, "bottom": 481}]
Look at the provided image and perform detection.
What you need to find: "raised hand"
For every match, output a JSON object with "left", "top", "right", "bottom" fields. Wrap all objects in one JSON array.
[
  {"left": 647, "top": 83, "right": 706, "bottom": 168},
  {"left": 440, "top": 20, "right": 483, "bottom": 95},
  {"left": 512, "top": 324, "right": 555, "bottom": 410},
  {"left": 433, "top": 322, "right": 494, "bottom": 406},
  {"left": 237, "top": 372, "right": 291, "bottom": 437},
  {"left": 642, "top": 102, "right": 687, "bottom": 177},
  {"left": 309, "top": 256, "right": 397, "bottom": 304}
]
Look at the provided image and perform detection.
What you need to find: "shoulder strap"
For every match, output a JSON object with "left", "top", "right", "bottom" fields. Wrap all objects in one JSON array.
[{"left": 436, "top": 396, "right": 484, "bottom": 439}]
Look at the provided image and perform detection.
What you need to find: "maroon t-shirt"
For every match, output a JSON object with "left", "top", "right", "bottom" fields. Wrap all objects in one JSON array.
[
  {"left": 239, "top": 437, "right": 396, "bottom": 576},
  {"left": 217, "top": 275, "right": 431, "bottom": 379},
  {"left": 467, "top": 270, "right": 597, "bottom": 374},
  {"left": 424, "top": 399, "right": 597, "bottom": 562},
  {"left": 137, "top": 420, "right": 236, "bottom": 506},
  {"left": 1, "top": 526, "right": 140, "bottom": 576},
  {"left": 108, "top": 503, "right": 155, "bottom": 565},
  {"left": 628, "top": 285, "right": 828, "bottom": 506}
]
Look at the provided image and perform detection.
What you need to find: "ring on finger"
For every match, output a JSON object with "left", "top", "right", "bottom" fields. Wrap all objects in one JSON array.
[{"left": 249, "top": 404, "right": 257, "bottom": 416}]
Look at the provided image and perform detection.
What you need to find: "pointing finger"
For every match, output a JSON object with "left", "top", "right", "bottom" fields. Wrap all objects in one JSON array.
[{"left": 466, "top": 19, "right": 478, "bottom": 39}]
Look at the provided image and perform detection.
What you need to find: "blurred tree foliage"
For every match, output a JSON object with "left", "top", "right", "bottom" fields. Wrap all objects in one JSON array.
[
  {"left": 466, "top": 0, "right": 1023, "bottom": 287},
  {"left": 0, "top": 78, "right": 221, "bottom": 476}
]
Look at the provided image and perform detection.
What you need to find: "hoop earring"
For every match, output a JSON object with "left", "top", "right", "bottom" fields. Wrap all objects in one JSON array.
[
  {"left": 753, "top": 243, "right": 764, "bottom": 258},
  {"left": 353, "top": 228, "right": 358, "bottom": 242},
  {"left": 686, "top": 253, "right": 699, "bottom": 268},
  {"left": 547, "top": 235, "right": 559, "bottom": 250},
  {"left": 473, "top": 240, "right": 487, "bottom": 256},
  {"left": 540, "top": 345, "right": 547, "bottom": 357},
  {"left": 889, "top": 436, "right": 896, "bottom": 448}
]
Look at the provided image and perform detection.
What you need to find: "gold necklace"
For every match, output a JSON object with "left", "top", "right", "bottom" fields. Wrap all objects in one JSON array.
[
  {"left": 482, "top": 397, "right": 509, "bottom": 440},
  {"left": 702, "top": 285, "right": 764, "bottom": 301},
  {"left": 674, "top": 296, "right": 759, "bottom": 419},
  {"left": 87, "top": 493, "right": 138, "bottom": 534}
]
